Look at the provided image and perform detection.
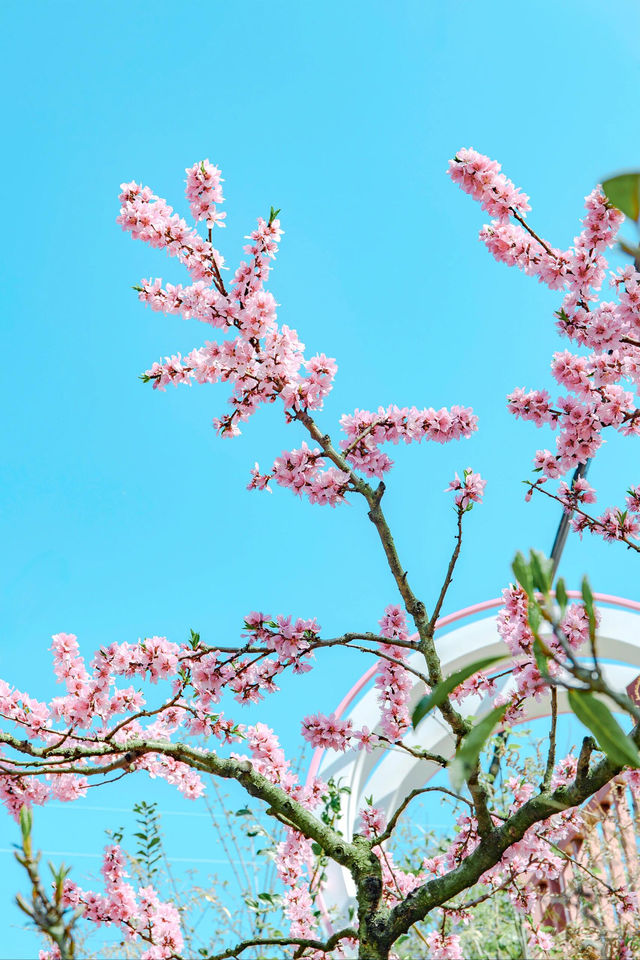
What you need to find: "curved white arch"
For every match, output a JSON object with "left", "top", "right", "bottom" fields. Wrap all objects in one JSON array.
[{"left": 308, "top": 594, "right": 640, "bottom": 915}]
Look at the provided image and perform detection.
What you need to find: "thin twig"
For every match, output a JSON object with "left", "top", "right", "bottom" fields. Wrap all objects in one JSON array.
[
  {"left": 430, "top": 507, "right": 464, "bottom": 630},
  {"left": 374, "top": 787, "right": 472, "bottom": 845},
  {"left": 542, "top": 688, "right": 557, "bottom": 791}
]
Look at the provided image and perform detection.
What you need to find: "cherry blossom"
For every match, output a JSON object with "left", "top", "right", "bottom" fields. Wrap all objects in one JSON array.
[{"left": 452, "top": 148, "right": 640, "bottom": 549}]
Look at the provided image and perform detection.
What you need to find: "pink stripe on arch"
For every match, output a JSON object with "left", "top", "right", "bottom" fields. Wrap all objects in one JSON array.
[{"left": 305, "top": 592, "right": 640, "bottom": 786}]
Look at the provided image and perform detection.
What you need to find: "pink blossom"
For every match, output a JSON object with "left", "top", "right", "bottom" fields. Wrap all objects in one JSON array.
[
  {"left": 185, "top": 159, "right": 225, "bottom": 228},
  {"left": 448, "top": 148, "right": 530, "bottom": 221},
  {"left": 301, "top": 713, "right": 353, "bottom": 751},
  {"left": 445, "top": 468, "right": 486, "bottom": 510},
  {"left": 62, "top": 847, "right": 183, "bottom": 956},
  {"left": 354, "top": 725, "right": 380, "bottom": 753},
  {"left": 424, "top": 931, "right": 464, "bottom": 960}
]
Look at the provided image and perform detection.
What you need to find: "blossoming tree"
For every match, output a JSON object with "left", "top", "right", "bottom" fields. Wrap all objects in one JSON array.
[{"left": 4, "top": 150, "right": 640, "bottom": 960}]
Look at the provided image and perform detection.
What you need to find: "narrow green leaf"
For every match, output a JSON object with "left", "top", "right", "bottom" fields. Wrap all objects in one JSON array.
[
  {"left": 512, "top": 552, "right": 534, "bottom": 598},
  {"left": 532, "top": 637, "right": 549, "bottom": 679},
  {"left": 527, "top": 600, "right": 542, "bottom": 635},
  {"left": 555, "top": 578, "right": 568, "bottom": 616},
  {"left": 602, "top": 172, "right": 640, "bottom": 221},
  {"left": 412, "top": 654, "right": 505, "bottom": 729},
  {"left": 449, "top": 704, "right": 508, "bottom": 791},
  {"left": 581, "top": 576, "right": 594, "bottom": 615},
  {"left": 581, "top": 576, "right": 596, "bottom": 644},
  {"left": 19, "top": 807, "right": 32, "bottom": 843},
  {"left": 568, "top": 689, "right": 640, "bottom": 768},
  {"left": 529, "top": 550, "right": 553, "bottom": 595}
]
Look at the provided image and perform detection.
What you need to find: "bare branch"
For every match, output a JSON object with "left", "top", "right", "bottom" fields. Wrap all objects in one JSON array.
[
  {"left": 205, "top": 927, "right": 358, "bottom": 960},
  {"left": 429, "top": 507, "right": 464, "bottom": 630}
]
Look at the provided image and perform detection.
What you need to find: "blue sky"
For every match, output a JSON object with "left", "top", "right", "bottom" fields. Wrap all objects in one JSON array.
[{"left": 2, "top": 0, "right": 640, "bottom": 953}]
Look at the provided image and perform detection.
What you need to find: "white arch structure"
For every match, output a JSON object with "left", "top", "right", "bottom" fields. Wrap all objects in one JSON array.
[{"left": 306, "top": 593, "right": 640, "bottom": 917}]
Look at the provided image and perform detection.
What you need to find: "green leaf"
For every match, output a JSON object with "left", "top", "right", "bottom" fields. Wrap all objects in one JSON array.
[
  {"left": 412, "top": 654, "right": 505, "bottom": 729},
  {"left": 19, "top": 806, "right": 32, "bottom": 843},
  {"left": 512, "top": 552, "right": 534, "bottom": 599},
  {"left": 602, "top": 172, "right": 640, "bottom": 221},
  {"left": 449, "top": 704, "right": 508, "bottom": 791},
  {"left": 581, "top": 576, "right": 594, "bottom": 615},
  {"left": 311, "top": 842, "right": 323, "bottom": 856},
  {"left": 555, "top": 578, "right": 568, "bottom": 617},
  {"left": 529, "top": 550, "right": 553, "bottom": 595},
  {"left": 568, "top": 689, "right": 640, "bottom": 768},
  {"left": 527, "top": 600, "right": 542, "bottom": 635},
  {"left": 581, "top": 576, "right": 596, "bottom": 644},
  {"left": 532, "top": 637, "right": 549, "bottom": 679}
]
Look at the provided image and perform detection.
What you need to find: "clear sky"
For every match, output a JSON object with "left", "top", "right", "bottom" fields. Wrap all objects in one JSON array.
[{"left": 2, "top": 0, "right": 640, "bottom": 953}]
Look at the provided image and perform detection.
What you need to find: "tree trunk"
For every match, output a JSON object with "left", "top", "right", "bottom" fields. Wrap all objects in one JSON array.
[
  {"left": 353, "top": 841, "right": 391, "bottom": 960},
  {"left": 358, "top": 936, "right": 390, "bottom": 960}
]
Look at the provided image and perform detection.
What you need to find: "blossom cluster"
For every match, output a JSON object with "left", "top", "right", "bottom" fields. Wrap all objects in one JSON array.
[
  {"left": 119, "top": 160, "right": 479, "bottom": 509},
  {"left": 450, "top": 147, "right": 640, "bottom": 547},
  {"left": 299, "top": 605, "right": 417, "bottom": 751},
  {"left": 448, "top": 148, "right": 531, "bottom": 221},
  {"left": 248, "top": 442, "right": 351, "bottom": 507},
  {"left": 375, "top": 605, "right": 414, "bottom": 742},
  {"left": 119, "top": 167, "right": 340, "bottom": 446},
  {"left": 338, "top": 405, "right": 478, "bottom": 478},
  {"left": 117, "top": 182, "right": 218, "bottom": 283},
  {"left": 2, "top": 592, "right": 422, "bottom": 960},
  {"left": 61, "top": 845, "right": 183, "bottom": 959},
  {"left": 445, "top": 468, "right": 486, "bottom": 511},
  {"left": 491, "top": 585, "right": 593, "bottom": 721},
  {"left": 568, "top": 486, "right": 640, "bottom": 544},
  {"left": 234, "top": 723, "right": 328, "bottom": 941},
  {"left": 185, "top": 159, "right": 225, "bottom": 228},
  {"left": 0, "top": 616, "right": 340, "bottom": 948},
  {"left": 0, "top": 608, "right": 325, "bottom": 819},
  {"left": 120, "top": 172, "right": 344, "bottom": 447}
]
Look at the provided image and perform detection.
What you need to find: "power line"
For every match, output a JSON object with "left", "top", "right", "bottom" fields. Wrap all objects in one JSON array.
[
  {"left": 0, "top": 848, "right": 258, "bottom": 866},
  {"left": 47, "top": 803, "right": 221, "bottom": 818}
]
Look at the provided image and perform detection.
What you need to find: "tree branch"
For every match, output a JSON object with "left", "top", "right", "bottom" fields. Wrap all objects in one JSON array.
[
  {"left": 205, "top": 927, "right": 358, "bottom": 960},
  {"left": 429, "top": 507, "right": 464, "bottom": 631},
  {"left": 0, "top": 733, "right": 362, "bottom": 871},
  {"left": 386, "top": 744, "right": 627, "bottom": 941},
  {"left": 542, "top": 687, "right": 557, "bottom": 791},
  {"left": 374, "top": 787, "right": 472, "bottom": 846}
]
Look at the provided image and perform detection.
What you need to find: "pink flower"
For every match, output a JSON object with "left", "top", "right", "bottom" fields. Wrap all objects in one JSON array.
[
  {"left": 301, "top": 713, "right": 353, "bottom": 751},
  {"left": 448, "top": 148, "right": 530, "bottom": 221},
  {"left": 446, "top": 468, "right": 486, "bottom": 510},
  {"left": 185, "top": 159, "right": 225, "bottom": 228}
]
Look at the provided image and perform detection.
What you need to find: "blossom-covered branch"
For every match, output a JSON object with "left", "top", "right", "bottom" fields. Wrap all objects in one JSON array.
[{"left": 6, "top": 150, "right": 640, "bottom": 960}]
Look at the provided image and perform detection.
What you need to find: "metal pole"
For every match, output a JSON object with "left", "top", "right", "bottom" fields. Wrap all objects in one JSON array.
[{"left": 549, "top": 460, "right": 592, "bottom": 581}]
